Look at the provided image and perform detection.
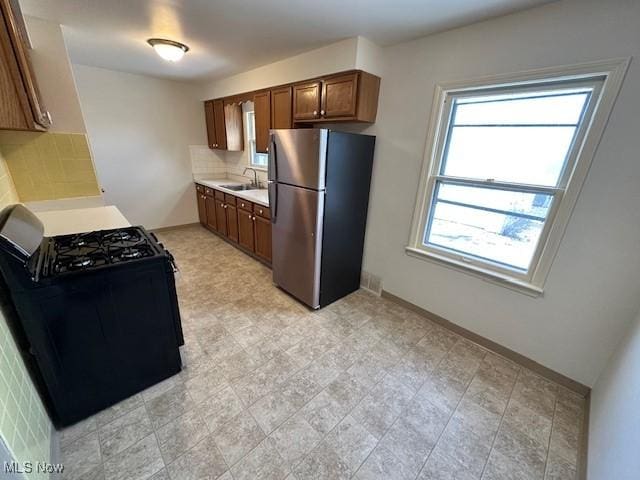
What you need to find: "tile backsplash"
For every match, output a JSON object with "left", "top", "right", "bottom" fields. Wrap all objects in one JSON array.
[
  {"left": 0, "top": 150, "right": 18, "bottom": 209},
  {"left": 0, "top": 131, "right": 100, "bottom": 202},
  {"left": 191, "top": 145, "right": 268, "bottom": 186},
  {"left": 0, "top": 304, "right": 51, "bottom": 478}
]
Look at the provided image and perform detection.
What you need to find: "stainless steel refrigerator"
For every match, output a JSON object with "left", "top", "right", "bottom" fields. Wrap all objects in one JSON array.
[{"left": 267, "top": 129, "right": 375, "bottom": 309}]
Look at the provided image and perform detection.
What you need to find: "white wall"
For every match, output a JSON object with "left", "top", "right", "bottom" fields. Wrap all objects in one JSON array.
[
  {"left": 362, "top": 0, "right": 640, "bottom": 386},
  {"left": 199, "top": 37, "right": 360, "bottom": 99},
  {"left": 72, "top": 64, "right": 206, "bottom": 228},
  {"left": 587, "top": 309, "right": 640, "bottom": 479},
  {"left": 25, "top": 16, "right": 86, "bottom": 133}
]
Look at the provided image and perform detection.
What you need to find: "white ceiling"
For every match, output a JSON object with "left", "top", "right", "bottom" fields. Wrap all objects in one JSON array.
[{"left": 19, "top": 0, "right": 553, "bottom": 82}]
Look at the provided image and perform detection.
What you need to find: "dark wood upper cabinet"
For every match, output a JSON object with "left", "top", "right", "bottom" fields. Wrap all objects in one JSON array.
[
  {"left": 253, "top": 91, "right": 270, "bottom": 154},
  {"left": 202, "top": 70, "right": 380, "bottom": 148},
  {"left": 270, "top": 86, "right": 293, "bottom": 129},
  {"left": 292, "top": 81, "right": 321, "bottom": 122},
  {"left": 0, "top": 0, "right": 50, "bottom": 131},
  {"left": 213, "top": 99, "right": 227, "bottom": 149},
  {"left": 204, "top": 101, "right": 216, "bottom": 148},
  {"left": 322, "top": 73, "right": 358, "bottom": 119}
]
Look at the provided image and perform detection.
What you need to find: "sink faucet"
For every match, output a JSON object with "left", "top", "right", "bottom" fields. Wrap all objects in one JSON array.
[{"left": 243, "top": 167, "right": 259, "bottom": 188}]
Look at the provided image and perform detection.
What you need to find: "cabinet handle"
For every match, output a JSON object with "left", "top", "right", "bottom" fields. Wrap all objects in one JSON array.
[
  {"left": 313, "top": 110, "right": 317, "bottom": 116},
  {"left": 252, "top": 216, "right": 256, "bottom": 221},
  {"left": 259, "top": 209, "right": 263, "bottom": 214},
  {"left": 320, "top": 110, "right": 325, "bottom": 115}
]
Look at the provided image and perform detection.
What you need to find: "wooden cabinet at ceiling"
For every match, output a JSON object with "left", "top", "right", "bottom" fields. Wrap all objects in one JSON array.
[
  {"left": 0, "top": 0, "right": 50, "bottom": 131},
  {"left": 294, "top": 71, "right": 380, "bottom": 123},
  {"left": 204, "top": 101, "right": 216, "bottom": 148},
  {"left": 270, "top": 86, "right": 293, "bottom": 129},
  {"left": 253, "top": 90, "right": 270, "bottom": 154},
  {"left": 292, "top": 81, "right": 322, "bottom": 122},
  {"left": 223, "top": 101, "right": 243, "bottom": 152},
  {"left": 203, "top": 99, "right": 228, "bottom": 150}
]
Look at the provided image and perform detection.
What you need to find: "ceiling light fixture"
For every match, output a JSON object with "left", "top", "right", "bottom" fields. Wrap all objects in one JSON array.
[{"left": 147, "top": 38, "right": 189, "bottom": 62}]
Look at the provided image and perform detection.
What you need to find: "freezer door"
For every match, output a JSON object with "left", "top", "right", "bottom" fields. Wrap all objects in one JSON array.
[
  {"left": 268, "top": 129, "right": 328, "bottom": 190},
  {"left": 272, "top": 183, "right": 324, "bottom": 309}
]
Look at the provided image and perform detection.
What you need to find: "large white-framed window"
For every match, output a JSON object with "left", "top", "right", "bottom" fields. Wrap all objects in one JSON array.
[
  {"left": 407, "top": 59, "right": 629, "bottom": 295},
  {"left": 245, "top": 110, "right": 269, "bottom": 169}
]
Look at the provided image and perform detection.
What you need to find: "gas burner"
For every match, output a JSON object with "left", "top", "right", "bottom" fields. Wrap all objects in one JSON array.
[
  {"left": 104, "top": 231, "right": 132, "bottom": 242},
  {"left": 119, "top": 249, "right": 142, "bottom": 260},
  {"left": 70, "top": 256, "right": 93, "bottom": 269},
  {"left": 70, "top": 237, "right": 88, "bottom": 248}
]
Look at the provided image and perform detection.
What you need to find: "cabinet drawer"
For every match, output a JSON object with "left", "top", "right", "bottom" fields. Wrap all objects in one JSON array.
[
  {"left": 237, "top": 199, "right": 253, "bottom": 212},
  {"left": 214, "top": 190, "right": 225, "bottom": 200},
  {"left": 204, "top": 187, "right": 214, "bottom": 196},
  {"left": 224, "top": 194, "right": 237, "bottom": 205},
  {"left": 253, "top": 204, "right": 271, "bottom": 219},
  {"left": 196, "top": 184, "right": 204, "bottom": 193}
]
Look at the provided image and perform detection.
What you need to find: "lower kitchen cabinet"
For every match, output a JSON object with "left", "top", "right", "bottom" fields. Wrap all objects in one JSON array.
[
  {"left": 196, "top": 185, "right": 207, "bottom": 225},
  {"left": 205, "top": 196, "right": 217, "bottom": 230},
  {"left": 215, "top": 198, "right": 228, "bottom": 236},
  {"left": 254, "top": 215, "right": 272, "bottom": 263},
  {"left": 195, "top": 184, "right": 271, "bottom": 266},
  {"left": 226, "top": 203, "right": 239, "bottom": 243},
  {"left": 238, "top": 208, "right": 255, "bottom": 251}
]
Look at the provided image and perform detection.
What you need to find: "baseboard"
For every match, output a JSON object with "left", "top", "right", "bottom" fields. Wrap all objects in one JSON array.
[
  {"left": 381, "top": 289, "right": 590, "bottom": 397},
  {"left": 150, "top": 222, "right": 200, "bottom": 233}
]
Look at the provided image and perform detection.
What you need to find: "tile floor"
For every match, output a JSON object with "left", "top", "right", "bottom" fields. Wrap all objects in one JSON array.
[{"left": 58, "top": 225, "right": 585, "bottom": 480}]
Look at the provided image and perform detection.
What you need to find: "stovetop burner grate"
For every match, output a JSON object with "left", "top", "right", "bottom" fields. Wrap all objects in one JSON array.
[{"left": 43, "top": 227, "right": 160, "bottom": 277}]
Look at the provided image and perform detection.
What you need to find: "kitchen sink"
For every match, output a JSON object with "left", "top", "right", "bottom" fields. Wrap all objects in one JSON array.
[{"left": 220, "top": 184, "right": 258, "bottom": 191}]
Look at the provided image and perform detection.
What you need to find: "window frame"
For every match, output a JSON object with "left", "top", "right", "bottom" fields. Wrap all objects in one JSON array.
[
  {"left": 406, "top": 58, "right": 630, "bottom": 296},
  {"left": 245, "top": 110, "right": 269, "bottom": 170}
]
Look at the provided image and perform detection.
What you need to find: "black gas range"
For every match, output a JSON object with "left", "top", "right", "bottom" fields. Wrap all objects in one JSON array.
[{"left": 0, "top": 204, "right": 184, "bottom": 427}]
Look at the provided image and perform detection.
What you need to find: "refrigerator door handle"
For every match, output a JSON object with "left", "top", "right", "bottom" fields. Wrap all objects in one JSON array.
[
  {"left": 267, "top": 134, "right": 277, "bottom": 182},
  {"left": 268, "top": 182, "right": 277, "bottom": 224}
]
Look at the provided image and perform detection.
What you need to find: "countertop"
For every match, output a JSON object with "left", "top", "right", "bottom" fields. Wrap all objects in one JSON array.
[
  {"left": 195, "top": 179, "right": 269, "bottom": 207},
  {"left": 35, "top": 206, "right": 131, "bottom": 236}
]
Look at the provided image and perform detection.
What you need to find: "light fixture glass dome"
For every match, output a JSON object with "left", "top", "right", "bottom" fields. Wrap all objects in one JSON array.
[{"left": 147, "top": 38, "right": 189, "bottom": 62}]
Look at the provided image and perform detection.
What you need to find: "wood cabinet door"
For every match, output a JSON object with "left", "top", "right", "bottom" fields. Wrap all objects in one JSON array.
[
  {"left": 196, "top": 192, "right": 207, "bottom": 225},
  {"left": 238, "top": 209, "right": 255, "bottom": 252},
  {"left": 212, "top": 99, "right": 227, "bottom": 149},
  {"left": 253, "top": 91, "right": 271, "bottom": 153},
  {"left": 205, "top": 195, "right": 217, "bottom": 230},
  {"left": 292, "top": 81, "right": 321, "bottom": 121},
  {"left": 321, "top": 73, "right": 358, "bottom": 119},
  {"left": 270, "top": 86, "right": 292, "bottom": 129},
  {"left": 224, "top": 102, "right": 243, "bottom": 151},
  {"left": 215, "top": 200, "right": 227, "bottom": 235},
  {"left": 254, "top": 215, "right": 272, "bottom": 263},
  {"left": 0, "top": 0, "right": 49, "bottom": 130},
  {"left": 226, "top": 204, "right": 239, "bottom": 243},
  {"left": 204, "top": 101, "right": 216, "bottom": 148}
]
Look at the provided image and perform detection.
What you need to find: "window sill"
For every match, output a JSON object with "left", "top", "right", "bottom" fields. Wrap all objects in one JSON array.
[{"left": 404, "top": 246, "right": 544, "bottom": 297}]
